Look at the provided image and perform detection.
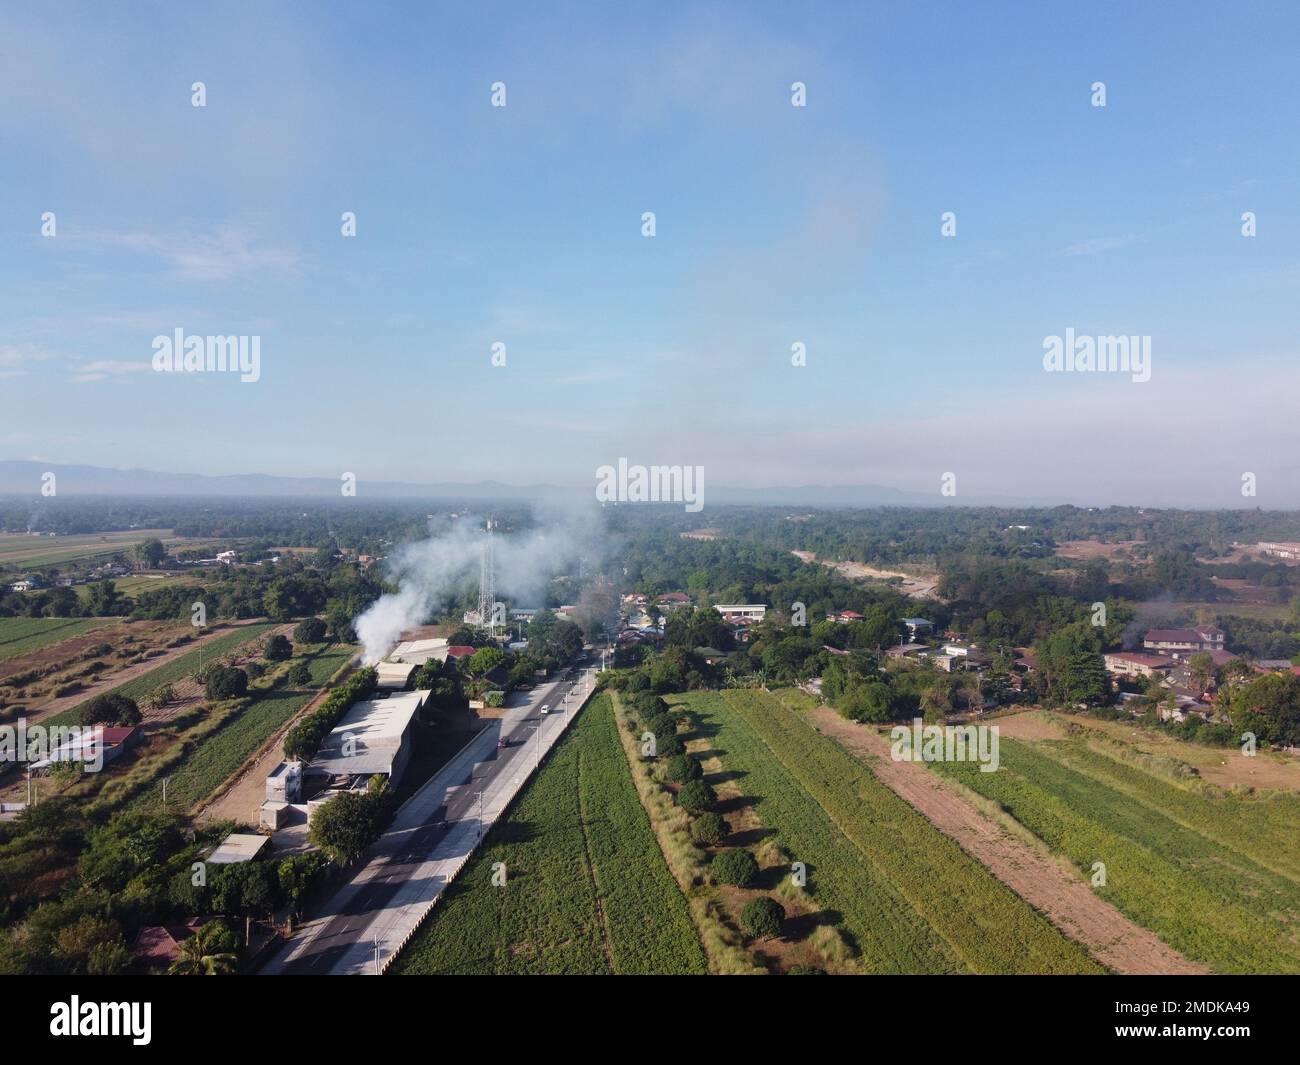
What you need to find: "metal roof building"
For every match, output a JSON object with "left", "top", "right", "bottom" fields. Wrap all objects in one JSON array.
[
  {"left": 375, "top": 660, "right": 418, "bottom": 689},
  {"left": 387, "top": 637, "right": 450, "bottom": 665},
  {"left": 310, "top": 689, "right": 426, "bottom": 784},
  {"left": 208, "top": 832, "right": 271, "bottom": 864}
]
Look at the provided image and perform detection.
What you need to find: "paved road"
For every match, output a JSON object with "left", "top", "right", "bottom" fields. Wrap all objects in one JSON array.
[{"left": 261, "top": 665, "right": 597, "bottom": 975}]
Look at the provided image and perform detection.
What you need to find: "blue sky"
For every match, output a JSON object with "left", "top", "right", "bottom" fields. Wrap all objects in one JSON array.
[{"left": 2, "top": 0, "right": 1299, "bottom": 506}]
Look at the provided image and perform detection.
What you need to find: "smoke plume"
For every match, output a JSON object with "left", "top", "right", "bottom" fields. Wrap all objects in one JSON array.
[{"left": 354, "top": 506, "right": 608, "bottom": 664}]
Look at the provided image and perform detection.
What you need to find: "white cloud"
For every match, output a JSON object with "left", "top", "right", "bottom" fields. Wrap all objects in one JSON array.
[
  {"left": 1056, "top": 233, "right": 1147, "bottom": 257},
  {"left": 70, "top": 359, "right": 151, "bottom": 384},
  {"left": 70, "top": 225, "right": 302, "bottom": 283},
  {"left": 0, "top": 344, "right": 54, "bottom": 375}
]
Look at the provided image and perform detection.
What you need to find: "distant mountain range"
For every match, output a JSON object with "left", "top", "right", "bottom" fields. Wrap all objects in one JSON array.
[{"left": 0, "top": 459, "right": 957, "bottom": 506}]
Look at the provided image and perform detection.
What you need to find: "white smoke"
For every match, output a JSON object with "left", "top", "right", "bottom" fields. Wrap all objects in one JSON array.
[{"left": 354, "top": 507, "right": 607, "bottom": 665}]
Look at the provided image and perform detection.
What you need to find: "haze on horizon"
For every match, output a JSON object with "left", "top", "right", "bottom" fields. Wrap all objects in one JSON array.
[{"left": 3, "top": 1, "right": 1298, "bottom": 509}]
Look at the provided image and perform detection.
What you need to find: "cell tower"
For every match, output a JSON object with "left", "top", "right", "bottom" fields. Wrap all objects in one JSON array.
[{"left": 477, "top": 516, "right": 496, "bottom": 632}]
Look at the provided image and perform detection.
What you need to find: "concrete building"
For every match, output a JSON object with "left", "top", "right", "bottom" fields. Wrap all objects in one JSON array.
[
  {"left": 901, "top": 617, "right": 934, "bottom": 639},
  {"left": 308, "top": 689, "right": 426, "bottom": 790},
  {"left": 265, "top": 760, "right": 303, "bottom": 803},
  {"left": 1258, "top": 541, "right": 1300, "bottom": 560},
  {"left": 1103, "top": 652, "right": 1175, "bottom": 679},
  {"left": 1142, "top": 626, "right": 1225, "bottom": 653},
  {"left": 715, "top": 604, "right": 767, "bottom": 622}
]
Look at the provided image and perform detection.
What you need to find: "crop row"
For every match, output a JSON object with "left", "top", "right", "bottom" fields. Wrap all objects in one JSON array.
[
  {"left": 936, "top": 736, "right": 1300, "bottom": 973},
  {"left": 394, "top": 694, "right": 707, "bottom": 974},
  {"left": 717, "top": 689, "right": 1103, "bottom": 974},
  {"left": 1042, "top": 738, "right": 1300, "bottom": 883}
]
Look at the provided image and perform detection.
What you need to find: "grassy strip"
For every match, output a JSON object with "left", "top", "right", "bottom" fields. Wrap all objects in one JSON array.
[
  {"left": 934, "top": 736, "right": 1300, "bottom": 973},
  {"left": 607, "top": 692, "right": 767, "bottom": 974},
  {"left": 735, "top": 689, "right": 1103, "bottom": 974},
  {"left": 0, "top": 617, "right": 114, "bottom": 662},
  {"left": 394, "top": 694, "right": 707, "bottom": 975},
  {"left": 680, "top": 690, "right": 965, "bottom": 974}
]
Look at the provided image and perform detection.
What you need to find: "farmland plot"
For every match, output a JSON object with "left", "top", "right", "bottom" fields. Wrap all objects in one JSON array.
[
  {"left": 937, "top": 737, "right": 1300, "bottom": 973},
  {"left": 691, "top": 690, "right": 1102, "bottom": 974},
  {"left": 394, "top": 694, "right": 707, "bottom": 975}
]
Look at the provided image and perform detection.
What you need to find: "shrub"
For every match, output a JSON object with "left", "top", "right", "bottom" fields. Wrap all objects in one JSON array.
[
  {"left": 654, "top": 730, "right": 683, "bottom": 758},
  {"left": 287, "top": 661, "right": 312, "bottom": 685},
  {"left": 633, "top": 691, "right": 668, "bottom": 718},
  {"left": 205, "top": 665, "right": 249, "bottom": 701},
  {"left": 142, "top": 685, "right": 175, "bottom": 711},
  {"left": 664, "top": 754, "right": 701, "bottom": 784},
  {"left": 264, "top": 634, "right": 293, "bottom": 661},
  {"left": 76, "top": 693, "right": 141, "bottom": 727},
  {"left": 711, "top": 847, "right": 758, "bottom": 888},
  {"left": 676, "top": 778, "right": 715, "bottom": 814},
  {"left": 740, "top": 896, "right": 785, "bottom": 939},
  {"left": 641, "top": 711, "right": 670, "bottom": 735},
  {"left": 689, "top": 811, "right": 727, "bottom": 847},
  {"left": 293, "top": 617, "right": 328, "bottom": 645}
]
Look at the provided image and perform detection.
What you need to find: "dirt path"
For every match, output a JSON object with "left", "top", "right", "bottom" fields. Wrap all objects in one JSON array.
[
  {"left": 805, "top": 704, "right": 1209, "bottom": 975},
  {"left": 19, "top": 619, "right": 273, "bottom": 726}
]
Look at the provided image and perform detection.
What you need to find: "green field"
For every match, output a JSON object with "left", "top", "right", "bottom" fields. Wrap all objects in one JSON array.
[
  {"left": 934, "top": 734, "right": 1300, "bottom": 973},
  {"left": 76, "top": 572, "right": 204, "bottom": 600},
  {"left": 130, "top": 690, "right": 316, "bottom": 813},
  {"left": 0, "top": 530, "right": 185, "bottom": 569},
  {"left": 681, "top": 689, "right": 1102, "bottom": 974},
  {"left": 42, "top": 622, "right": 278, "bottom": 727},
  {"left": 0, "top": 617, "right": 115, "bottom": 663},
  {"left": 394, "top": 693, "right": 708, "bottom": 975}
]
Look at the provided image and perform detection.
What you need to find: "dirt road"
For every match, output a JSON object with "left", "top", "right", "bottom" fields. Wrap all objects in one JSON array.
[{"left": 805, "top": 704, "right": 1208, "bottom": 975}]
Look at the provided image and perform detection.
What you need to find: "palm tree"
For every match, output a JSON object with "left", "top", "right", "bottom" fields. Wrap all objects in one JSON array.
[{"left": 168, "top": 923, "right": 238, "bottom": 975}]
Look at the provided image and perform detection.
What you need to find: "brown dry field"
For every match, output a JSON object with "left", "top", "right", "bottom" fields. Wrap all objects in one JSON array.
[
  {"left": 792, "top": 550, "right": 942, "bottom": 600},
  {"left": 0, "top": 619, "right": 271, "bottom": 725},
  {"left": 806, "top": 704, "right": 1208, "bottom": 975},
  {"left": 1053, "top": 539, "right": 1147, "bottom": 562}
]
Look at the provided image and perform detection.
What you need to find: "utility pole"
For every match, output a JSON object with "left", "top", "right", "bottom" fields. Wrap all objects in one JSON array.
[
  {"left": 162, "top": 777, "right": 168, "bottom": 808},
  {"left": 374, "top": 936, "right": 380, "bottom": 975},
  {"left": 477, "top": 790, "right": 484, "bottom": 841}
]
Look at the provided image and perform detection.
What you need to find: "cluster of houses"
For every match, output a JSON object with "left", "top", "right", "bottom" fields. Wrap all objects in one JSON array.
[
  {"left": 8, "top": 560, "right": 135, "bottom": 592},
  {"left": 1101, "top": 624, "right": 1243, "bottom": 721},
  {"left": 616, "top": 592, "right": 768, "bottom": 649}
]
